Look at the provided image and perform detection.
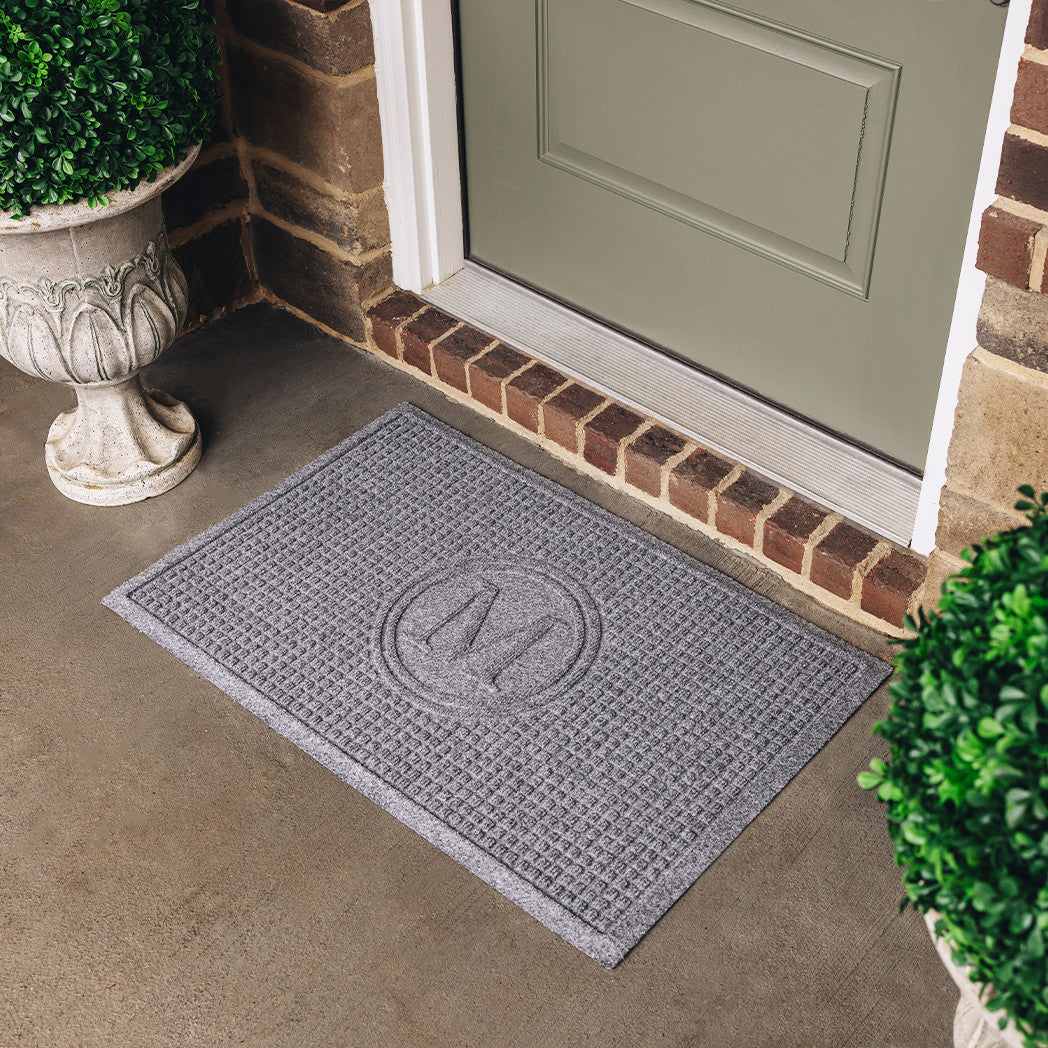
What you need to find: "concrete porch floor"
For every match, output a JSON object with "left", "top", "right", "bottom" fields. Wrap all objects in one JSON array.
[{"left": 2, "top": 304, "right": 957, "bottom": 1047}]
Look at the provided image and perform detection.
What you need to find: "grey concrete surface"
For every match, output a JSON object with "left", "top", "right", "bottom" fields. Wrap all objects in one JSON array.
[{"left": 1, "top": 305, "right": 956, "bottom": 1047}]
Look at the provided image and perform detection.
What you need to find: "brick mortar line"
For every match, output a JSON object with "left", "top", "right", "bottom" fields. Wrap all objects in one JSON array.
[
  {"left": 1032, "top": 228, "right": 1048, "bottom": 291},
  {"left": 361, "top": 282, "right": 397, "bottom": 312},
  {"left": 570, "top": 397, "right": 613, "bottom": 455},
  {"left": 354, "top": 314, "right": 909, "bottom": 632},
  {"left": 658, "top": 441, "right": 698, "bottom": 501},
  {"left": 244, "top": 145, "right": 385, "bottom": 205},
  {"left": 1007, "top": 122, "right": 1048, "bottom": 149},
  {"left": 167, "top": 202, "right": 249, "bottom": 248},
  {"left": 988, "top": 194, "right": 1048, "bottom": 226},
  {"left": 801, "top": 512, "right": 844, "bottom": 581},
  {"left": 536, "top": 378, "right": 573, "bottom": 438},
  {"left": 1023, "top": 43, "right": 1048, "bottom": 65},
  {"left": 853, "top": 540, "right": 893, "bottom": 604},
  {"left": 391, "top": 305, "right": 431, "bottom": 363},
  {"left": 251, "top": 206, "right": 391, "bottom": 267},
  {"left": 916, "top": 551, "right": 967, "bottom": 611},
  {"left": 908, "top": 578, "right": 930, "bottom": 621},
  {"left": 972, "top": 344, "right": 1048, "bottom": 387},
  {"left": 497, "top": 357, "right": 538, "bottom": 415},
  {"left": 709, "top": 465, "right": 745, "bottom": 527},
  {"left": 430, "top": 319, "right": 466, "bottom": 348},
  {"left": 617, "top": 420, "right": 654, "bottom": 483},
  {"left": 240, "top": 137, "right": 262, "bottom": 219},
  {"left": 239, "top": 144, "right": 267, "bottom": 294},
  {"left": 463, "top": 341, "right": 500, "bottom": 399},
  {"left": 288, "top": 0, "right": 370, "bottom": 19},
  {"left": 753, "top": 488, "right": 792, "bottom": 558},
  {"left": 195, "top": 141, "right": 240, "bottom": 165},
  {"left": 929, "top": 548, "right": 966, "bottom": 570},
  {"left": 181, "top": 288, "right": 263, "bottom": 335},
  {"left": 225, "top": 26, "right": 377, "bottom": 88},
  {"left": 238, "top": 212, "right": 261, "bottom": 289},
  {"left": 264, "top": 290, "right": 366, "bottom": 349},
  {"left": 419, "top": 320, "right": 466, "bottom": 379},
  {"left": 937, "top": 479, "right": 1028, "bottom": 523}
]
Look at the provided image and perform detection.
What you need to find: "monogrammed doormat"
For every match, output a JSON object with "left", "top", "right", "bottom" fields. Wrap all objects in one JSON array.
[{"left": 104, "top": 403, "right": 889, "bottom": 967}]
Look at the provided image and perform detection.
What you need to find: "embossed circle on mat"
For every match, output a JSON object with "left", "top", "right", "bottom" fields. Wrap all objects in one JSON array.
[{"left": 376, "top": 558, "right": 602, "bottom": 716}]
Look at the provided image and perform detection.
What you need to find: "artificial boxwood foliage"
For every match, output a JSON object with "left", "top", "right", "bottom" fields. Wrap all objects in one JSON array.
[
  {"left": 862, "top": 487, "right": 1048, "bottom": 1046},
  {"left": 0, "top": 0, "right": 218, "bottom": 218}
]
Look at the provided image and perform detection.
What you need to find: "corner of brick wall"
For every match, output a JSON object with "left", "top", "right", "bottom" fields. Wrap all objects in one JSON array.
[
  {"left": 936, "top": 0, "right": 1048, "bottom": 600},
  {"left": 218, "top": 0, "right": 393, "bottom": 342},
  {"left": 163, "top": 0, "right": 258, "bottom": 330},
  {"left": 162, "top": 0, "right": 393, "bottom": 333}
]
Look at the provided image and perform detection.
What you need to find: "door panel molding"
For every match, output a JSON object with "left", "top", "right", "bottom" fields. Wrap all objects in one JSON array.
[
  {"left": 425, "top": 261, "right": 921, "bottom": 544},
  {"left": 538, "top": 0, "right": 900, "bottom": 296}
]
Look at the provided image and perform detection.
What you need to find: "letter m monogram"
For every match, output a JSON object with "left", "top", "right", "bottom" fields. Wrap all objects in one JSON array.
[{"left": 415, "top": 581, "right": 567, "bottom": 695}]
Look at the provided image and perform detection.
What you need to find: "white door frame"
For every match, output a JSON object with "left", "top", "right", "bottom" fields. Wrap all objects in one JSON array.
[{"left": 370, "top": 0, "right": 1031, "bottom": 551}]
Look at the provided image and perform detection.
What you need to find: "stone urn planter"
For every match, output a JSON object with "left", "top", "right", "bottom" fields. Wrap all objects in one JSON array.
[
  {"left": 0, "top": 148, "right": 202, "bottom": 506},
  {"left": 925, "top": 913, "right": 1026, "bottom": 1048}
]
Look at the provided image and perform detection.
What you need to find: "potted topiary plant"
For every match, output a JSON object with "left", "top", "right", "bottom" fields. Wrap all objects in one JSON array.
[
  {"left": 0, "top": 1, "right": 218, "bottom": 505},
  {"left": 861, "top": 486, "right": 1048, "bottom": 1048}
]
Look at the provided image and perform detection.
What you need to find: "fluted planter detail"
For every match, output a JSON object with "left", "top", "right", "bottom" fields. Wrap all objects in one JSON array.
[{"left": 0, "top": 149, "right": 202, "bottom": 505}]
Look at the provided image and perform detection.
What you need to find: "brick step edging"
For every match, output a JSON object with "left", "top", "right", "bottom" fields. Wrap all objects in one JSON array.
[{"left": 365, "top": 290, "right": 926, "bottom": 635}]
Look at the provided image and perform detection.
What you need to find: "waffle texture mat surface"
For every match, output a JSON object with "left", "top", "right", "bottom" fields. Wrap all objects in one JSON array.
[{"left": 105, "top": 403, "right": 890, "bottom": 966}]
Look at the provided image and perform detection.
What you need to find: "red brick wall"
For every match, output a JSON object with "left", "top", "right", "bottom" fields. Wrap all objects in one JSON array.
[
  {"left": 930, "top": 0, "right": 1048, "bottom": 597},
  {"left": 222, "top": 0, "right": 393, "bottom": 341},
  {"left": 977, "top": 3, "right": 1048, "bottom": 293}
]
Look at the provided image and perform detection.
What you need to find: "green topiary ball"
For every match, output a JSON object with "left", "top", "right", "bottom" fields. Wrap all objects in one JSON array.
[
  {"left": 862, "top": 486, "right": 1048, "bottom": 1045},
  {"left": 0, "top": 0, "right": 218, "bottom": 218}
]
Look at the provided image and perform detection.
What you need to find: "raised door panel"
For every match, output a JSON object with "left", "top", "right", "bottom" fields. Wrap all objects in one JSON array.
[{"left": 540, "top": 0, "right": 899, "bottom": 294}]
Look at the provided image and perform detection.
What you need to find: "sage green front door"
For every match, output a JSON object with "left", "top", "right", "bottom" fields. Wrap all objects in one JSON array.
[{"left": 457, "top": 0, "right": 1006, "bottom": 468}]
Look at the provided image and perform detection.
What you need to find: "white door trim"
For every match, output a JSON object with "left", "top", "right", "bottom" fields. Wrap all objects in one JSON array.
[
  {"left": 369, "top": 0, "right": 1030, "bottom": 550},
  {"left": 369, "top": 0, "right": 464, "bottom": 292},
  {"left": 909, "top": 0, "right": 1032, "bottom": 553}
]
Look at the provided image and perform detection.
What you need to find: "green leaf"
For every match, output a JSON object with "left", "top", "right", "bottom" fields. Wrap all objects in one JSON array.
[
  {"left": 1006, "top": 788, "right": 1031, "bottom": 830},
  {"left": 1029, "top": 924, "right": 1045, "bottom": 960},
  {"left": 977, "top": 717, "right": 1005, "bottom": 738},
  {"left": 902, "top": 821, "right": 929, "bottom": 846}
]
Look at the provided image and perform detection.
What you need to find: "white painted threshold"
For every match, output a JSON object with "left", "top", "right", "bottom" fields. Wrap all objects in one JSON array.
[{"left": 424, "top": 261, "right": 921, "bottom": 546}]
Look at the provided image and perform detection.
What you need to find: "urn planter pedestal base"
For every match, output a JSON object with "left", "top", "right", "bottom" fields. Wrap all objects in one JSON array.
[{"left": 45, "top": 373, "right": 202, "bottom": 506}]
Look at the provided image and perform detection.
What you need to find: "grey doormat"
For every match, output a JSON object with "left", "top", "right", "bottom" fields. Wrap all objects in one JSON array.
[{"left": 104, "top": 404, "right": 890, "bottom": 967}]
